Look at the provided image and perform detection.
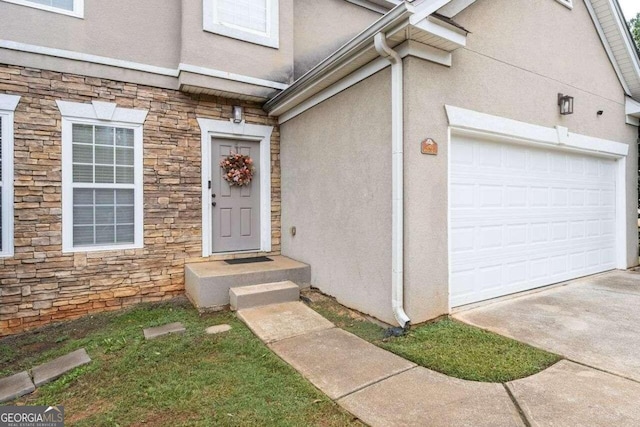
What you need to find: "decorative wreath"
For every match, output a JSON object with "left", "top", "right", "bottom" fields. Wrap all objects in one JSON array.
[{"left": 220, "top": 152, "right": 256, "bottom": 187}]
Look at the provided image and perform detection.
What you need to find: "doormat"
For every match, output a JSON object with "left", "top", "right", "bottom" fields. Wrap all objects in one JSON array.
[{"left": 225, "top": 256, "right": 274, "bottom": 265}]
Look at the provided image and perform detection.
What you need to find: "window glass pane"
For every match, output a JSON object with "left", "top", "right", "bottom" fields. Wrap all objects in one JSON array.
[
  {"left": 72, "top": 124, "right": 93, "bottom": 144},
  {"left": 73, "top": 226, "right": 94, "bottom": 246},
  {"left": 96, "top": 206, "right": 115, "bottom": 225},
  {"left": 116, "top": 189, "right": 134, "bottom": 205},
  {"left": 96, "top": 225, "right": 115, "bottom": 245},
  {"left": 116, "top": 225, "right": 135, "bottom": 244},
  {"left": 69, "top": 123, "right": 137, "bottom": 249},
  {"left": 95, "top": 189, "right": 114, "bottom": 205},
  {"left": 95, "top": 126, "right": 114, "bottom": 146},
  {"left": 95, "top": 145, "right": 114, "bottom": 165},
  {"left": 116, "top": 206, "right": 134, "bottom": 224},
  {"left": 73, "top": 164, "right": 93, "bottom": 183},
  {"left": 116, "top": 167, "right": 134, "bottom": 184},
  {"left": 116, "top": 128, "right": 134, "bottom": 147},
  {"left": 73, "top": 206, "right": 93, "bottom": 225},
  {"left": 95, "top": 166, "right": 114, "bottom": 184},
  {"left": 116, "top": 147, "right": 134, "bottom": 166},
  {"left": 73, "top": 188, "right": 93, "bottom": 205},
  {"left": 72, "top": 143, "right": 93, "bottom": 163}
]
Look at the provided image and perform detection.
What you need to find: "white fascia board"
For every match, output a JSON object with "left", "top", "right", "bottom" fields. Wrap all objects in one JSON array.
[
  {"left": 446, "top": 105, "right": 629, "bottom": 157},
  {"left": 409, "top": 0, "right": 455, "bottom": 26},
  {"left": 625, "top": 96, "right": 640, "bottom": 126},
  {"left": 437, "top": 0, "right": 477, "bottom": 17},
  {"left": 178, "top": 63, "right": 288, "bottom": 90},
  {"left": 344, "top": 0, "right": 389, "bottom": 14}
]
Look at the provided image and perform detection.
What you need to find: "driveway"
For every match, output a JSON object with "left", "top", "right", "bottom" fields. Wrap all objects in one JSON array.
[{"left": 454, "top": 270, "right": 640, "bottom": 382}]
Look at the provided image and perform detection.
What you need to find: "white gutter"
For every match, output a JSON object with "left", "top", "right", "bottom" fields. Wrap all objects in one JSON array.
[{"left": 374, "top": 32, "right": 411, "bottom": 329}]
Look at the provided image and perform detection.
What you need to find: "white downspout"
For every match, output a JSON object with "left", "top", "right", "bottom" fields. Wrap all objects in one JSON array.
[{"left": 374, "top": 32, "right": 411, "bottom": 329}]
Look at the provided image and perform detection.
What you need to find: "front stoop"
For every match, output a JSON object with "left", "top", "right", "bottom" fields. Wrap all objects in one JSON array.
[
  {"left": 230, "top": 281, "right": 300, "bottom": 311},
  {"left": 185, "top": 256, "right": 310, "bottom": 311}
]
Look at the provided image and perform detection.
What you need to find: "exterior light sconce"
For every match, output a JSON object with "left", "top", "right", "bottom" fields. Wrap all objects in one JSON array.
[
  {"left": 558, "top": 93, "right": 574, "bottom": 115},
  {"left": 232, "top": 106, "right": 244, "bottom": 123}
]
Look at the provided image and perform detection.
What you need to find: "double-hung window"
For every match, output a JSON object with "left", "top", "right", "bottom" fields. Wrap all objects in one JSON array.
[
  {"left": 203, "top": 0, "right": 279, "bottom": 48},
  {"left": 57, "top": 101, "right": 147, "bottom": 253},
  {"left": 0, "top": 94, "right": 20, "bottom": 258},
  {"left": 0, "top": 0, "right": 84, "bottom": 18}
]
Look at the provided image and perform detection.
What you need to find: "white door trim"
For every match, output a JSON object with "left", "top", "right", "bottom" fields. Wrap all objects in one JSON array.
[
  {"left": 197, "top": 118, "right": 273, "bottom": 257},
  {"left": 445, "top": 105, "right": 629, "bottom": 309}
]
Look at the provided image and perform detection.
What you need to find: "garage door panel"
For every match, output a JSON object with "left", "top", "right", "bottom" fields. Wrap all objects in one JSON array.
[{"left": 450, "top": 135, "right": 617, "bottom": 307}]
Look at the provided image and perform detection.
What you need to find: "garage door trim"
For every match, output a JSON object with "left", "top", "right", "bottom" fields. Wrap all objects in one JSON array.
[{"left": 445, "top": 105, "right": 628, "bottom": 309}]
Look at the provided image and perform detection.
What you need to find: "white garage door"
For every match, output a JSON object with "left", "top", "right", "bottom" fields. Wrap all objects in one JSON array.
[{"left": 450, "top": 135, "right": 617, "bottom": 307}]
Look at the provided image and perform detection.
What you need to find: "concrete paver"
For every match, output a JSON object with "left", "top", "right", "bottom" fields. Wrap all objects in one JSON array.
[
  {"left": 206, "top": 324, "right": 232, "bottom": 334},
  {"left": 454, "top": 271, "right": 640, "bottom": 381},
  {"left": 339, "top": 367, "right": 524, "bottom": 427},
  {"left": 143, "top": 322, "right": 186, "bottom": 340},
  {"left": 269, "top": 328, "right": 416, "bottom": 399},
  {"left": 507, "top": 360, "right": 640, "bottom": 427},
  {"left": 0, "top": 372, "right": 35, "bottom": 403},
  {"left": 237, "top": 301, "right": 334, "bottom": 343},
  {"left": 31, "top": 348, "right": 91, "bottom": 387}
]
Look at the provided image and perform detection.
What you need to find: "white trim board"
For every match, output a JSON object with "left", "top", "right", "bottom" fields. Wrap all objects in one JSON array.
[
  {"left": 197, "top": 118, "right": 273, "bottom": 257},
  {"left": 445, "top": 105, "right": 629, "bottom": 157},
  {"left": 0, "top": 93, "right": 20, "bottom": 258},
  {"left": 445, "top": 104, "right": 629, "bottom": 274},
  {"left": 278, "top": 41, "right": 452, "bottom": 124},
  {"left": 0, "top": 40, "right": 289, "bottom": 91},
  {"left": 0, "top": 0, "right": 84, "bottom": 18}
]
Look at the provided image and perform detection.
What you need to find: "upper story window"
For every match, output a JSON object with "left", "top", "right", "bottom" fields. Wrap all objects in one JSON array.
[
  {"left": 203, "top": 0, "right": 279, "bottom": 49},
  {"left": 0, "top": 94, "right": 20, "bottom": 258},
  {"left": 57, "top": 100, "right": 148, "bottom": 253},
  {"left": 0, "top": 0, "right": 84, "bottom": 18},
  {"left": 555, "top": 0, "right": 573, "bottom": 9}
]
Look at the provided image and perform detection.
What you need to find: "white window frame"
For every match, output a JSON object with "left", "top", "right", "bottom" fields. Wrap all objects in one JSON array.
[
  {"left": 555, "top": 0, "right": 573, "bottom": 10},
  {"left": 0, "top": 0, "right": 84, "bottom": 18},
  {"left": 0, "top": 94, "right": 20, "bottom": 258},
  {"left": 57, "top": 100, "right": 148, "bottom": 253},
  {"left": 203, "top": 0, "right": 279, "bottom": 49}
]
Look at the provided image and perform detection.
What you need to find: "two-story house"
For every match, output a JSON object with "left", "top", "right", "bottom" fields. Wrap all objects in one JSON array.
[{"left": 1, "top": 0, "right": 639, "bottom": 335}]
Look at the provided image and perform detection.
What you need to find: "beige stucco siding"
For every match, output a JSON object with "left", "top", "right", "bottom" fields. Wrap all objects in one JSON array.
[
  {"left": 293, "top": 0, "right": 381, "bottom": 79},
  {"left": 179, "top": 0, "right": 294, "bottom": 84},
  {"left": 0, "top": 0, "right": 181, "bottom": 68},
  {"left": 280, "top": 69, "right": 395, "bottom": 324},
  {"left": 403, "top": 0, "right": 639, "bottom": 323}
]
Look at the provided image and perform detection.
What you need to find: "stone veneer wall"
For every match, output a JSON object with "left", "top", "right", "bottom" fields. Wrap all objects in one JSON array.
[{"left": 0, "top": 64, "right": 281, "bottom": 336}]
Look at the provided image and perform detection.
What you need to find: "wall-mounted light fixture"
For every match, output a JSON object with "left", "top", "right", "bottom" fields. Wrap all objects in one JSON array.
[
  {"left": 558, "top": 93, "right": 574, "bottom": 115},
  {"left": 232, "top": 106, "right": 244, "bottom": 123}
]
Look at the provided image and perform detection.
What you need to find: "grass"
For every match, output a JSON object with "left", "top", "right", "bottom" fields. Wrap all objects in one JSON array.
[
  {"left": 0, "top": 298, "right": 361, "bottom": 426},
  {"left": 306, "top": 290, "right": 561, "bottom": 383}
]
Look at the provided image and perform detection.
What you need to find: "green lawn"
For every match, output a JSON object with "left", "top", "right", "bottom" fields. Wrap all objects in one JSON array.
[
  {"left": 0, "top": 299, "right": 360, "bottom": 426},
  {"left": 307, "top": 291, "right": 561, "bottom": 383}
]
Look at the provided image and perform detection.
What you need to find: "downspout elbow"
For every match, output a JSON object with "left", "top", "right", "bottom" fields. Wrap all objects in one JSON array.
[{"left": 374, "top": 32, "right": 411, "bottom": 330}]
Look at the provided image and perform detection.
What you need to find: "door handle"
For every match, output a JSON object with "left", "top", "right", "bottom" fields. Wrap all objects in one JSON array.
[{"left": 212, "top": 202, "right": 217, "bottom": 207}]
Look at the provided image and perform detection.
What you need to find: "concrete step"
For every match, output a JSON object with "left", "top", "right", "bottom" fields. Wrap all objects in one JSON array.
[
  {"left": 230, "top": 281, "right": 300, "bottom": 311},
  {"left": 185, "top": 256, "right": 310, "bottom": 311}
]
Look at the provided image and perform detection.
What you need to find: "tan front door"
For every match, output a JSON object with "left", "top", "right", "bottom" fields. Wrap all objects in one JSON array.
[{"left": 211, "top": 138, "right": 261, "bottom": 253}]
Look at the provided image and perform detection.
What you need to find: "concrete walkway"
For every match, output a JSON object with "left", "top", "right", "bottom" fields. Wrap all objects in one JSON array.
[{"left": 238, "top": 300, "right": 640, "bottom": 426}]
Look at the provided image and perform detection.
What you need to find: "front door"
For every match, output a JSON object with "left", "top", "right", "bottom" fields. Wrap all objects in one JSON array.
[{"left": 211, "top": 138, "right": 261, "bottom": 253}]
